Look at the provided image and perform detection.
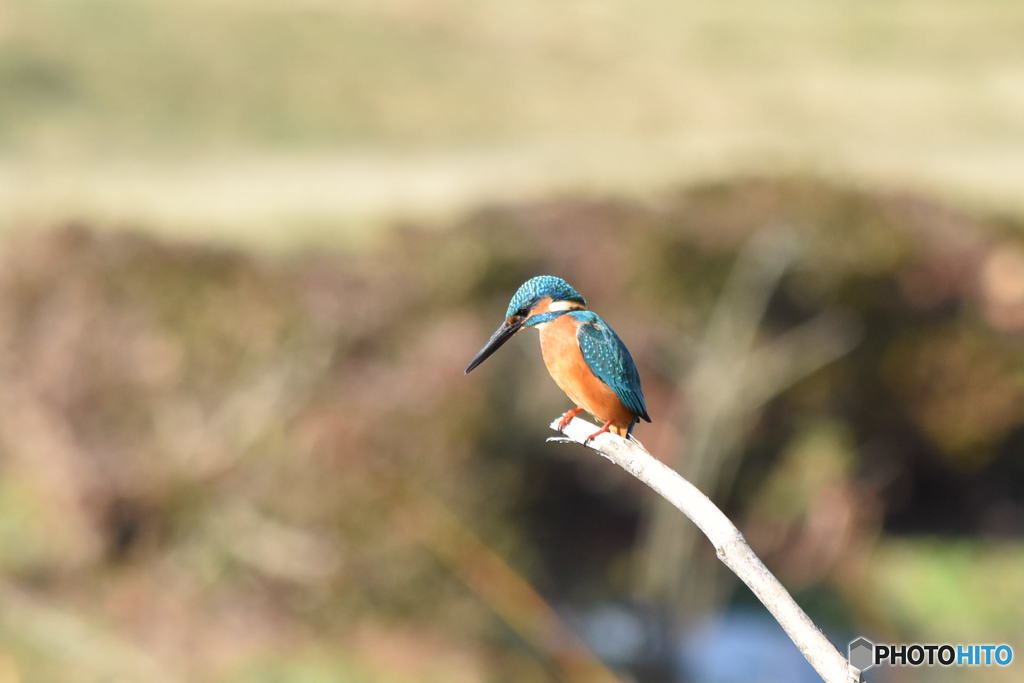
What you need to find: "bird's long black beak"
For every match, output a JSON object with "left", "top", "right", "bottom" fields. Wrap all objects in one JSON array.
[{"left": 464, "top": 317, "right": 523, "bottom": 374}]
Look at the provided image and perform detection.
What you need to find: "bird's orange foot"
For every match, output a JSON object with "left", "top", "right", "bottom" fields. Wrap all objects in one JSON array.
[
  {"left": 584, "top": 420, "right": 613, "bottom": 443},
  {"left": 557, "top": 407, "right": 585, "bottom": 431}
]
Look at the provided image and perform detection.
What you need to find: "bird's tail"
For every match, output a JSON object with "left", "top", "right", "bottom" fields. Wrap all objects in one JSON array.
[
  {"left": 625, "top": 423, "right": 648, "bottom": 451},
  {"left": 624, "top": 434, "right": 650, "bottom": 454}
]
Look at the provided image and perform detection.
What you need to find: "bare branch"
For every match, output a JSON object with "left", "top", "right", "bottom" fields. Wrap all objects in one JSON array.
[{"left": 549, "top": 416, "right": 863, "bottom": 683}]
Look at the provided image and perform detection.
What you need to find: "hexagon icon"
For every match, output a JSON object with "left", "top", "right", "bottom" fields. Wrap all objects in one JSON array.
[{"left": 848, "top": 636, "right": 875, "bottom": 671}]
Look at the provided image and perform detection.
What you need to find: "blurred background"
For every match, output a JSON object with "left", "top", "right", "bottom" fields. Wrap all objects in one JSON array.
[{"left": 1, "top": 1, "right": 1023, "bottom": 681}]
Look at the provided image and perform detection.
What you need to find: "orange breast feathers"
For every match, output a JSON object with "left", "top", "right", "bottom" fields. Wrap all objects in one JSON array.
[{"left": 538, "top": 313, "right": 635, "bottom": 435}]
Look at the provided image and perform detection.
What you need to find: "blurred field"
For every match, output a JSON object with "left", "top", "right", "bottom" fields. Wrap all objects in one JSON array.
[{"left": 3, "top": 0, "right": 1024, "bottom": 243}]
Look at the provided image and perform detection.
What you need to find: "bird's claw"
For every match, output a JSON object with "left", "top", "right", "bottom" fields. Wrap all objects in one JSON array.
[
  {"left": 557, "top": 407, "right": 585, "bottom": 431},
  {"left": 584, "top": 422, "right": 613, "bottom": 443}
]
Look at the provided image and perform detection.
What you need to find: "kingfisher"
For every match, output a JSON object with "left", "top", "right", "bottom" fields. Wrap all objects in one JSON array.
[{"left": 465, "top": 275, "right": 650, "bottom": 440}]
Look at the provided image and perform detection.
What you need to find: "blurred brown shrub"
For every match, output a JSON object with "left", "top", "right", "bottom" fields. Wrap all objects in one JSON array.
[{"left": 0, "top": 178, "right": 1021, "bottom": 680}]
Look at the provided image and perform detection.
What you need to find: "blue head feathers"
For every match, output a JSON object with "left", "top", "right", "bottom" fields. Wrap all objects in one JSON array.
[
  {"left": 465, "top": 275, "right": 588, "bottom": 375},
  {"left": 505, "top": 275, "right": 586, "bottom": 318}
]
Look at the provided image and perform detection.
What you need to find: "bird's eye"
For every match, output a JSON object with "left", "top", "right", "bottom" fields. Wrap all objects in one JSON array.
[{"left": 516, "top": 307, "right": 529, "bottom": 317}]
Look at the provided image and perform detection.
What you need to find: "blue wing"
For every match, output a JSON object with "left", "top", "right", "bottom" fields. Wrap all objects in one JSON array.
[{"left": 572, "top": 311, "right": 651, "bottom": 422}]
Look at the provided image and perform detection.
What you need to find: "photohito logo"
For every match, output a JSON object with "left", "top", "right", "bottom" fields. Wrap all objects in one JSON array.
[{"left": 848, "top": 637, "right": 1014, "bottom": 671}]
